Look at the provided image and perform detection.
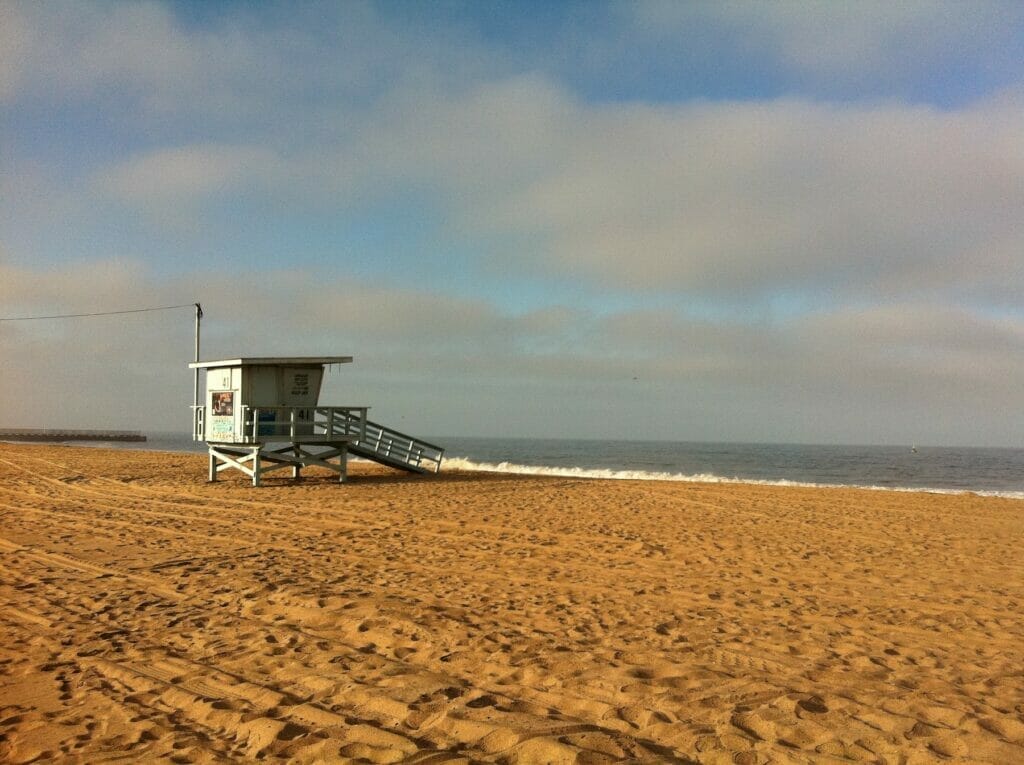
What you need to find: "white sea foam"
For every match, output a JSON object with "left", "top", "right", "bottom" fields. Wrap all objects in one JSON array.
[{"left": 441, "top": 456, "right": 1024, "bottom": 500}]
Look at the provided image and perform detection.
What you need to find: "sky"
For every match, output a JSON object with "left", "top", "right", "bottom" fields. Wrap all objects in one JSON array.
[{"left": 2, "top": 1, "right": 1024, "bottom": 446}]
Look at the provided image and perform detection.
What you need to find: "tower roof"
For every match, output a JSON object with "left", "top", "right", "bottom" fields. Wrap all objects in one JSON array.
[{"left": 188, "top": 356, "right": 353, "bottom": 369}]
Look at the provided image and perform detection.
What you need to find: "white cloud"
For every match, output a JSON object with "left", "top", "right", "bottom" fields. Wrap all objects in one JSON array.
[
  {"left": 0, "top": 259, "right": 158, "bottom": 310},
  {"left": 0, "top": 4, "right": 32, "bottom": 101},
  {"left": 632, "top": 1, "right": 1024, "bottom": 90},
  {"left": 0, "top": 0, "right": 499, "bottom": 128},
  {"left": 8, "top": 3, "right": 1023, "bottom": 301},
  {"left": 324, "top": 81, "right": 1024, "bottom": 301},
  {"left": 96, "top": 145, "right": 284, "bottom": 205},
  {"left": 39, "top": 68, "right": 1024, "bottom": 305}
]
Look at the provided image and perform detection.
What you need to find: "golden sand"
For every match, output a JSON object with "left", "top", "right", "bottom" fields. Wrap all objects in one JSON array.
[{"left": 0, "top": 443, "right": 1021, "bottom": 764}]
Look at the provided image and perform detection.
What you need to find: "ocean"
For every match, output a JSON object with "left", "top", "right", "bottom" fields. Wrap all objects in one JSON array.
[{"left": 53, "top": 432, "right": 1024, "bottom": 499}]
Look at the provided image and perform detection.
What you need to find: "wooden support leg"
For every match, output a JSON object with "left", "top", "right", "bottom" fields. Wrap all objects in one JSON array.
[
  {"left": 252, "top": 447, "right": 261, "bottom": 488},
  {"left": 339, "top": 445, "right": 348, "bottom": 483},
  {"left": 208, "top": 450, "right": 218, "bottom": 482},
  {"left": 292, "top": 444, "right": 301, "bottom": 478}
]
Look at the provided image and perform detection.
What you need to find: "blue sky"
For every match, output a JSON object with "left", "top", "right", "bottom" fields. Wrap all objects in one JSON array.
[{"left": 2, "top": 1, "right": 1024, "bottom": 445}]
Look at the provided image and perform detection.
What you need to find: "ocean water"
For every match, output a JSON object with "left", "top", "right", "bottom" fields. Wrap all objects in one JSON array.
[{"left": 46, "top": 432, "right": 1024, "bottom": 499}]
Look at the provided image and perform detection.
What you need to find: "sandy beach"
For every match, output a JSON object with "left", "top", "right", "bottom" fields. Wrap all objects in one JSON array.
[{"left": 0, "top": 443, "right": 1021, "bottom": 764}]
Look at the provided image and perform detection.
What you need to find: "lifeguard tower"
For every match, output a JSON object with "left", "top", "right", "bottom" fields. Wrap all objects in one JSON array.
[{"left": 189, "top": 357, "right": 444, "bottom": 486}]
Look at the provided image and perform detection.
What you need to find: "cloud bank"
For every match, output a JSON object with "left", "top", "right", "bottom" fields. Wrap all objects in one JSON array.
[{"left": 3, "top": 261, "right": 1022, "bottom": 446}]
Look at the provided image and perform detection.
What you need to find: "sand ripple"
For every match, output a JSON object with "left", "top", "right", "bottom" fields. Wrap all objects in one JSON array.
[{"left": 0, "top": 443, "right": 1022, "bottom": 763}]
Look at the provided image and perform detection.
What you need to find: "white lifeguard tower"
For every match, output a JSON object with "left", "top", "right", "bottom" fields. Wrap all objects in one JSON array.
[{"left": 189, "top": 357, "right": 444, "bottom": 486}]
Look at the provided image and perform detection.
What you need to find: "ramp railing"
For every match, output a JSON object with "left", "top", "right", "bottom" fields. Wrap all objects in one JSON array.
[
  {"left": 192, "top": 405, "right": 443, "bottom": 473},
  {"left": 331, "top": 411, "right": 444, "bottom": 473},
  {"left": 192, "top": 406, "right": 367, "bottom": 443},
  {"left": 244, "top": 406, "right": 368, "bottom": 442}
]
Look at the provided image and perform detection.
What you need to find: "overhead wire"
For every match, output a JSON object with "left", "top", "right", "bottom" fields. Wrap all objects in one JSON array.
[{"left": 0, "top": 303, "right": 199, "bottom": 322}]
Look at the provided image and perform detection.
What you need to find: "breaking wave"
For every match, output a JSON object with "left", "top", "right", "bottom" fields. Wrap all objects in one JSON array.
[{"left": 440, "top": 456, "right": 1024, "bottom": 500}]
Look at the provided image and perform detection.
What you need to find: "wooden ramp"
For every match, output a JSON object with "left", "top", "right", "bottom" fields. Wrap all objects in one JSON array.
[
  {"left": 344, "top": 416, "right": 445, "bottom": 474},
  {"left": 197, "top": 406, "right": 444, "bottom": 485}
]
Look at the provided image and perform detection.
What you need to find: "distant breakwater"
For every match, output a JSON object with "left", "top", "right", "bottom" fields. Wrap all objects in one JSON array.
[{"left": 0, "top": 428, "right": 146, "bottom": 443}]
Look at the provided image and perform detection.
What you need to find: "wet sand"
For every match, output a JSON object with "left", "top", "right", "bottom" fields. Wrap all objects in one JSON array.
[{"left": 0, "top": 442, "right": 1021, "bottom": 763}]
